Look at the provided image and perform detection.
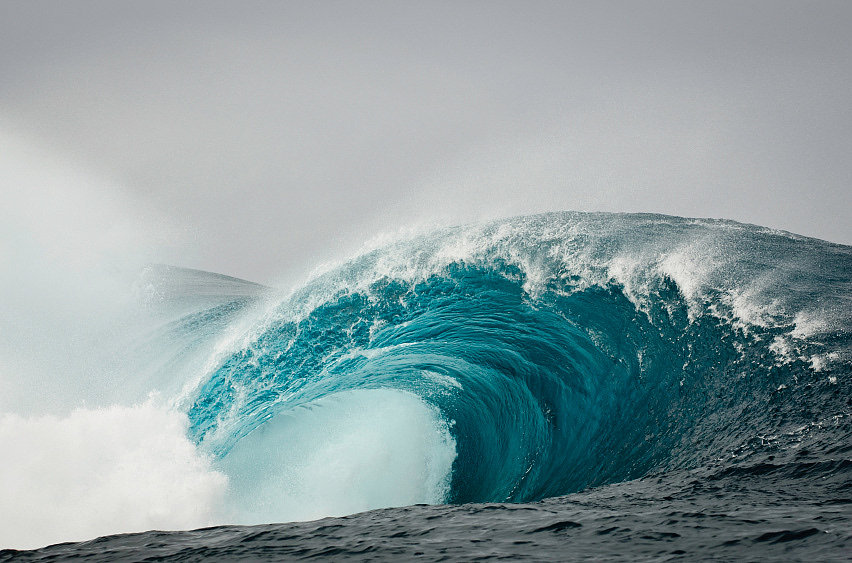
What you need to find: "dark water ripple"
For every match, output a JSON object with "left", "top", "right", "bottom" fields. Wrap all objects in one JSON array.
[{"left": 4, "top": 460, "right": 849, "bottom": 562}]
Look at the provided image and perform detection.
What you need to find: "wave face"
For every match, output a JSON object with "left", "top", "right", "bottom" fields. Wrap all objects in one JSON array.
[{"left": 174, "top": 212, "right": 850, "bottom": 523}]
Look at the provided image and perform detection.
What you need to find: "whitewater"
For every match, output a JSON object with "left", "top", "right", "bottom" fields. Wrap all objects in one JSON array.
[{"left": 1, "top": 211, "right": 850, "bottom": 560}]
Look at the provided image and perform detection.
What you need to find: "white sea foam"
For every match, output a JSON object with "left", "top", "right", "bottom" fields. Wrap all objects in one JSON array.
[
  {"left": 0, "top": 401, "right": 227, "bottom": 550},
  {"left": 791, "top": 310, "right": 831, "bottom": 339}
]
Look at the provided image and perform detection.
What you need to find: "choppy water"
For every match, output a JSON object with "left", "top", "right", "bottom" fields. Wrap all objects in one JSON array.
[{"left": 2, "top": 212, "right": 850, "bottom": 560}]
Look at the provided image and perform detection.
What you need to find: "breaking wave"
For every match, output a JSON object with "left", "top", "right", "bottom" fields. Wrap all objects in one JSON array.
[
  {"left": 3, "top": 212, "right": 850, "bottom": 549},
  {"left": 179, "top": 212, "right": 851, "bottom": 521}
]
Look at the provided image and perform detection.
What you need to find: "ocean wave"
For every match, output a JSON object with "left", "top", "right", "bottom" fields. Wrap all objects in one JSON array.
[{"left": 175, "top": 212, "right": 850, "bottom": 522}]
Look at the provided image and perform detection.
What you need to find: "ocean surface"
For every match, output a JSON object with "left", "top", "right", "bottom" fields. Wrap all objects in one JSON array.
[{"left": 2, "top": 212, "right": 850, "bottom": 560}]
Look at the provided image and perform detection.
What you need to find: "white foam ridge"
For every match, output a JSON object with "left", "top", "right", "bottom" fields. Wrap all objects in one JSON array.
[{"left": 225, "top": 213, "right": 841, "bottom": 359}]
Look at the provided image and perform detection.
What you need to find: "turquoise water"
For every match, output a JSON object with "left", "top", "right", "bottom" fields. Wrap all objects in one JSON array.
[{"left": 176, "top": 212, "right": 850, "bottom": 524}]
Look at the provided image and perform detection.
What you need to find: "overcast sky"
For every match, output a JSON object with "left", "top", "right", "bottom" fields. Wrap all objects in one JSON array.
[{"left": 2, "top": 1, "right": 850, "bottom": 285}]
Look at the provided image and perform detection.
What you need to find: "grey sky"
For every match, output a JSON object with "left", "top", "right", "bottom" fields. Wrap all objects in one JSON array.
[{"left": 2, "top": 1, "right": 850, "bottom": 285}]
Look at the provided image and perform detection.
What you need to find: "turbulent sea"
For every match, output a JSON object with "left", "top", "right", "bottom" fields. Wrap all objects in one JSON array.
[{"left": 2, "top": 212, "right": 850, "bottom": 561}]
